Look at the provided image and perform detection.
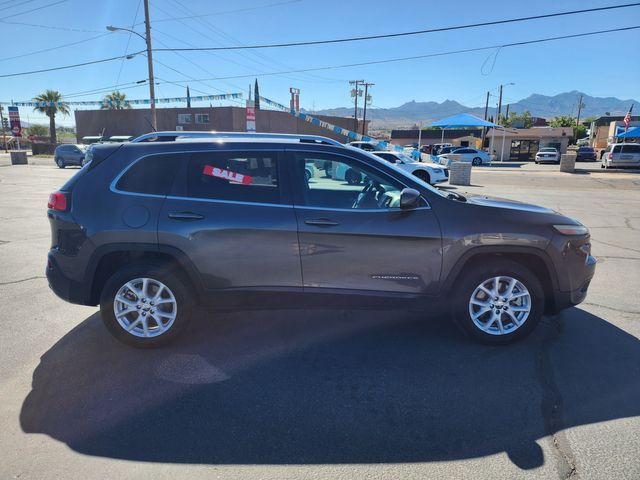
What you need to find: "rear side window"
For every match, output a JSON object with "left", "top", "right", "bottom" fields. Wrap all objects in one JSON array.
[
  {"left": 116, "top": 154, "right": 182, "bottom": 195},
  {"left": 613, "top": 145, "right": 640, "bottom": 153},
  {"left": 187, "top": 151, "right": 281, "bottom": 204}
]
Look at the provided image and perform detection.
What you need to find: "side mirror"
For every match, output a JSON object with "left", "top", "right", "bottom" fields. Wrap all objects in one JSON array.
[{"left": 400, "top": 188, "right": 421, "bottom": 210}]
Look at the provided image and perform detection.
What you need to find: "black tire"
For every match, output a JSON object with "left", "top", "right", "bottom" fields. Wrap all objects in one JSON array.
[
  {"left": 55, "top": 157, "right": 65, "bottom": 168},
  {"left": 304, "top": 169, "right": 311, "bottom": 183},
  {"left": 413, "top": 169, "right": 431, "bottom": 184},
  {"left": 99, "top": 262, "right": 193, "bottom": 348},
  {"left": 472, "top": 157, "right": 482, "bottom": 166},
  {"left": 345, "top": 168, "right": 361, "bottom": 185},
  {"left": 451, "top": 259, "right": 544, "bottom": 345}
]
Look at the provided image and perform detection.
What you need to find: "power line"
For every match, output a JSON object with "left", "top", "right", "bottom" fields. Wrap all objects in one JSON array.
[
  {"left": 153, "top": 3, "right": 640, "bottom": 52},
  {"left": 0, "top": 0, "right": 68, "bottom": 21},
  {"left": 0, "top": 19, "right": 102, "bottom": 32},
  {"left": 157, "top": 25, "right": 640, "bottom": 81},
  {"left": 137, "top": 0, "right": 300, "bottom": 25},
  {"left": 0, "top": 33, "right": 111, "bottom": 62},
  {"left": 0, "top": 50, "right": 145, "bottom": 78}
]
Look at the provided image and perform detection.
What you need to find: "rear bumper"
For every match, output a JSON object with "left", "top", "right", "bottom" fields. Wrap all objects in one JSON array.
[{"left": 46, "top": 252, "right": 87, "bottom": 305}]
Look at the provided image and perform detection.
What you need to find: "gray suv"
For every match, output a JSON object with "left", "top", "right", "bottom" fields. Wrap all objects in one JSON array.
[{"left": 46, "top": 133, "right": 595, "bottom": 347}]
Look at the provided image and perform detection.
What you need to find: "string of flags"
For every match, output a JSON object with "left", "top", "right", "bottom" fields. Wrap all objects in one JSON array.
[
  {"left": 259, "top": 95, "right": 405, "bottom": 153},
  {"left": 0, "top": 92, "right": 243, "bottom": 108}
]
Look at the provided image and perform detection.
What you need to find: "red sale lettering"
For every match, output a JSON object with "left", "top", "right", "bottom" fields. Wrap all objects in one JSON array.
[{"left": 202, "top": 165, "right": 252, "bottom": 185}]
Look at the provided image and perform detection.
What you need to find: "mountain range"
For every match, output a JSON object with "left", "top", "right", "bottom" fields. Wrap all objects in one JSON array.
[{"left": 308, "top": 91, "right": 638, "bottom": 129}]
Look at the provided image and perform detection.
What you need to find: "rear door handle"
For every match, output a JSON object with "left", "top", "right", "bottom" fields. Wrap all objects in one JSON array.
[
  {"left": 304, "top": 218, "right": 339, "bottom": 227},
  {"left": 168, "top": 211, "right": 205, "bottom": 221}
]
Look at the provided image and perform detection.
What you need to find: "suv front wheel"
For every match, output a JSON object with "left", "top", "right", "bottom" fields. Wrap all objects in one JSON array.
[
  {"left": 452, "top": 259, "right": 544, "bottom": 344},
  {"left": 100, "top": 262, "right": 193, "bottom": 347}
]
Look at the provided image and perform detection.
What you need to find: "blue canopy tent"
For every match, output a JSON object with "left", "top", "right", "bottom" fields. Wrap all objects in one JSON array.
[
  {"left": 616, "top": 126, "right": 640, "bottom": 139},
  {"left": 426, "top": 113, "right": 501, "bottom": 144}
]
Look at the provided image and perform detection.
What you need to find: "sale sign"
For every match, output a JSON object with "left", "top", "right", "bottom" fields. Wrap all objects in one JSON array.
[
  {"left": 8, "top": 106, "right": 21, "bottom": 137},
  {"left": 203, "top": 165, "right": 252, "bottom": 185}
]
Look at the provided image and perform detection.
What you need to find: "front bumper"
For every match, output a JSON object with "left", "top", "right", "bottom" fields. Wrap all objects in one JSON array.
[{"left": 551, "top": 254, "right": 596, "bottom": 312}]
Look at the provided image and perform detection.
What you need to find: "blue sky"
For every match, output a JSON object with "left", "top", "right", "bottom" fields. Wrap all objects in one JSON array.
[{"left": 1, "top": 0, "right": 639, "bottom": 126}]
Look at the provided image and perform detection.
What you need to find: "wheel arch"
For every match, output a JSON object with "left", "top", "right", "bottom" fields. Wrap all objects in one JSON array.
[
  {"left": 443, "top": 246, "right": 560, "bottom": 313},
  {"left": 84, "top": 243, "right": 204, "bottom": 305}
]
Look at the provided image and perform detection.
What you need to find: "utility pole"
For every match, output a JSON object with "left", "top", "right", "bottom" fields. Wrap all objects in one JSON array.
[
  {"left": 496, "top": 84, "right": 503, "bottom": 125},
  {"left": 575, "top": 94, "right": 585, "bottom": 142},
  {"left": 143, "top": 0, "right": 157, "bottom": 131},
  {"left": 361, "top": 82, "right": 374, "bottom": 135},
  {"left": 482, "top": 91, "right": 490, "bottom": 147},
  {"left": 349, "top": 80, "right": 364, "bottom": 132}
]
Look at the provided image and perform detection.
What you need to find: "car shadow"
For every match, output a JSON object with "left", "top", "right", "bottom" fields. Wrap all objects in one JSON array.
[{"left": 20, "top": 305, "right": 640, "bottom": 469}]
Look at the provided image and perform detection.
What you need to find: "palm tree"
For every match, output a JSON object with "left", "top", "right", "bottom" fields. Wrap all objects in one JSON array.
[
  {"left": 33, "top": 90, "right": 69, "bottom": 144},
  {"left": 101, "top": 91, "right": 131, "bottom": 110}
]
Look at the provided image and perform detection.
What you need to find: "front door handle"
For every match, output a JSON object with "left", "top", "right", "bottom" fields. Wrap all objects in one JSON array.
[
  {"left": 304, "top": 218, "right": 339, "bottom": 227},
  {"left": 168, "top": 211, "right": 204, "bottom": 221}
]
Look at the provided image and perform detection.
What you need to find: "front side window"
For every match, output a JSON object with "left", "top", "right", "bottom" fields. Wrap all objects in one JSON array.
[
  {"left": 187, "top": 152, "right": 281, "bottom": 204},
  {"left": 116, "top": 154, "right": 182, "bottom": 195},
  {"left": 295, "top": 153, "right": 408, "bottom": 210},
  {"left": 177, "top": 114, "right": 192, "bottom": 124}
]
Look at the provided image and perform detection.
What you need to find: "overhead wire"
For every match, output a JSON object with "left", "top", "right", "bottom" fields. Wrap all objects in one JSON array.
[{"left": 152, "top": 3, "right": 640, "bottom": 52}]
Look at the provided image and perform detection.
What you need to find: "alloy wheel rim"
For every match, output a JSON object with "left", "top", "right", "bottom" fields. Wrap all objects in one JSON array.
[
  {"left": 468, "top": 275, "right": 531, "bottom": 335},
  {"left": 113, "top": 277, "right": 177, "bottom": 338}
]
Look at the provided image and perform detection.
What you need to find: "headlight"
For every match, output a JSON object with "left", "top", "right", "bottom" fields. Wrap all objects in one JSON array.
[
  {"left": 553, "top": 224, "right": 589, "bottom": 235},
  {"left": 432, "top": 168, "right": 443, "bottom": 173}
]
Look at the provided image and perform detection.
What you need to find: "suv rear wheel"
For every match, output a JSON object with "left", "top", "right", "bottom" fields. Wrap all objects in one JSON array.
[
  {"left": 99, "top": 262, "right": 193, "bottom": 347},
  {"left": 452, "top": 259, "right": 544, "bottom": 344}
]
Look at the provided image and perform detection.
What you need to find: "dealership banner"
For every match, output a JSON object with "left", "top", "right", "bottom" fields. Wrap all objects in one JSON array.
[
  {"left": 7, "top": 106, "right": 21, "bottom": 137},
  {"left": 2, "top": 92, "right": 243, "bottom": 108},
  {"left": 258, "top": 95, "right": 406, "bottom": 152}
]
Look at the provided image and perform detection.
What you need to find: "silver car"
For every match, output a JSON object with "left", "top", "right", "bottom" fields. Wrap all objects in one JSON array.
[
  {"left": 601, "top": 143, "right": 640, "bottom": 169},
  {"left": 534, "top": 147, "right": 560, "bottom": 164}
]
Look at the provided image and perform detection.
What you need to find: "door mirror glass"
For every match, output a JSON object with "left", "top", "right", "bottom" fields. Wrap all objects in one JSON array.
[{"left": 400, "top": 188, "right": 421, "bottom": 210}]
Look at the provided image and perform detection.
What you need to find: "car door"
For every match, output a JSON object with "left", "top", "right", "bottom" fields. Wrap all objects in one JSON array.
[
  {"left": 290, "top": 150, "right": 442, "bottom": 295},
  {"left": 158, "top": 149, "right": 302, "bottom": 290}
]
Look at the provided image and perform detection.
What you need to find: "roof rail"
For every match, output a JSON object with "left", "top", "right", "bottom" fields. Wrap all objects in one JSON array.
[{"left": 131, "top": 131, "right": 343, "bottom": 146}]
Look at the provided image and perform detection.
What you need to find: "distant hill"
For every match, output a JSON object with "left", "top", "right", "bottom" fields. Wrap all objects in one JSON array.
[{"left": 308, "top": 91, "right": 638, "bottom": 128}]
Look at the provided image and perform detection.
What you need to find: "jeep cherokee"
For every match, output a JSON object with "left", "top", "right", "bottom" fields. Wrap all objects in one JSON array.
[{"left": 46, "top": 133, "right": 596, "bottom": 347}]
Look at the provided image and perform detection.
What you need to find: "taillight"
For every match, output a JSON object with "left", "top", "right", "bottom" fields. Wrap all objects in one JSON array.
[
  {"left": 607, "top": 153, "right": 613, "bottom": 160},
  {"left": 48, "top": 191, "right": 68, "bottom": 211}
]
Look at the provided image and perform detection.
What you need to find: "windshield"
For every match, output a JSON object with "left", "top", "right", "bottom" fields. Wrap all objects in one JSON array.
[
  {"left": 539, "top": 148, "right": 557, "bottom": 152},
  {"left": 397, "top": 153, "right": 417, "bottom": 163}
]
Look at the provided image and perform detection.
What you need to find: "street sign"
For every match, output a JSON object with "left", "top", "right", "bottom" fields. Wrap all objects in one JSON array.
[{"left": 8, "top": 106, "right": 21, "bottom": 137}]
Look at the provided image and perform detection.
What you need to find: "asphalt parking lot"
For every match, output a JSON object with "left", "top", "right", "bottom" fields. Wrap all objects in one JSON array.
[{"left": 1, "top": 159, "right": 639, "bottom": 479}]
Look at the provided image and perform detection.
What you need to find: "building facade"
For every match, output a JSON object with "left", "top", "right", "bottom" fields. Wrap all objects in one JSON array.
[{"left": 74, "top": 106, "right": 367, "bottom": 143}]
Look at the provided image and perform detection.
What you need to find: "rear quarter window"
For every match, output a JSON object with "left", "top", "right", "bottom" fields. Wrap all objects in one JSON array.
[{"left": 116, "top": 154, "right": 183, "bottom": 195}]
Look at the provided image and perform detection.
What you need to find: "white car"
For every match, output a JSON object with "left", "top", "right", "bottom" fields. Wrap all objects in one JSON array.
[
  {"left": 347, "top": 141, "right": 380, "bottom": 152},
  {"left": 601, "top": 143, "right": 640, "bottom": 169},
  {"left": 439, "top": 147, "right": 491, "bottom": 166},
  {"left": 535, "top": 147, "right": 560, "bottom": 164},
  {"left": 372, "top": 151, "right": 448, "bottom": 185}
]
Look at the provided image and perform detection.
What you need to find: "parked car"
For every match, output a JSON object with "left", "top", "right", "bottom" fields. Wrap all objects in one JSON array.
[
  {"left": 437, "top": 145, "right": 462, "bottom": 156},
  {"left": 372, "top": 151, "right": 448, "bottom": 185},
  {"left": 535, "top": 147, "right": 560, "bottom": 164},
  {"left": 347, "top": 141, "right": 379, "bottom": 152},
  {"left": 54, "top": 144, "right": 87, "bottom": 168},
  {"left": 576, "top": 146, "right": 597, "bottom": 162},
  {"left": 431, "top": 143, "right": 452, "bottom": 156},
  {"left": 439, "top": 147, "right": 491, "bottom": 166},
  {"left": 46, "top": 133, "right": 595, "bottom": 347},
  {"left": 600, "top": 143, "right": 640, "bottom": 169}
]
